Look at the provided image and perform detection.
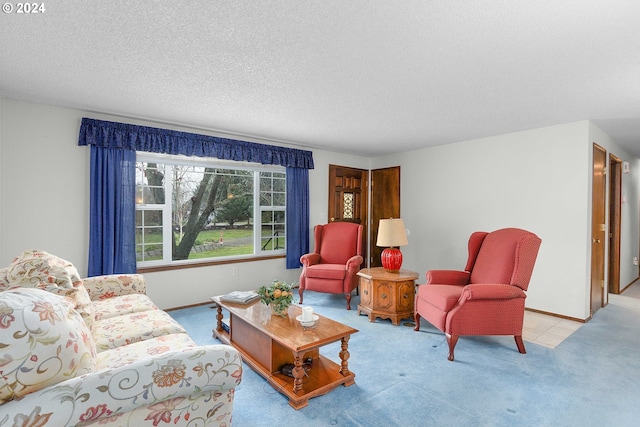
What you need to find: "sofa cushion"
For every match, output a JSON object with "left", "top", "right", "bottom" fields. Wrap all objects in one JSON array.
[
  {"left": 95, "top": 333, "right": 196, "bottom": 370},
  {"left": 5, "top": 250, "right": 94, "bottom": 328},
  {"left": 92, "top": 293, "right": 159, "bottom": 321},
  {"left": 0, "top": 288, "right": 96, "bottom": 403},
  {"left": 91, "top": 309, "right": 188, "bottom": 352},
  {"left": 0, "top": 268, "right": 9, "bottom": 291},
  {"left": 7, "top": 249, "right": 82, "bottom": 290}
]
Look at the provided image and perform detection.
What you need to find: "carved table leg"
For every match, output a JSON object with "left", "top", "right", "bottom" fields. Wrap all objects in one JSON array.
[
  {"left": 339, "top": 336, "right": 352, "bottom": 377},
  {"left": 292, "top": 351, "right": 305, "bottom": 395},
  {"left": 214, "top": 304, "right": 223, "bottom": 334}
]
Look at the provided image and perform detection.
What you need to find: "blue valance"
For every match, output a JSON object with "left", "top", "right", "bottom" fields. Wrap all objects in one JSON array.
[{"left": 78, "top": 117, "right": 314, "bottom": 169}]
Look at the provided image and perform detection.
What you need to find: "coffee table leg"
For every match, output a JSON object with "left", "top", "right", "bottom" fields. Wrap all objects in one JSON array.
[
  {"left": 215, "top": 304, "right": 223, "bottom": 333},
  {"left": 292, "top": 351, "right": 305, "bottom": 395},
  {"left": 339, "top": 336, "right": 352, "bottom": 377}
]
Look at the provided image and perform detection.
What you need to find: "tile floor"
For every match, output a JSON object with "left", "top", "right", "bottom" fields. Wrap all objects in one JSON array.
[
  {"left": 523, "top": 280, "right": 640, "bottom": 348},
  {"left": 522, "top": 310, "right": 583, "bottom": 348}
]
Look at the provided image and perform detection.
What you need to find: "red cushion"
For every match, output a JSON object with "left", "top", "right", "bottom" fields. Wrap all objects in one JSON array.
[
  {"left": 305, "top": 264, "right": 346, "bottom": 280},
  {"left": 417, "top": 284, "right": 464, "bottom": 312},
  {"left": 317, "top": 223, "right": 360, "bottom": 264},
  {"left": 469, "top": 229, "right": 520, "bottom": 284}
]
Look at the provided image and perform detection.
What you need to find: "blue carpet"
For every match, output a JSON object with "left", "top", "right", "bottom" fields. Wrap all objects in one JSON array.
[{"left": 169, "top": 289, "right": 640, "bottom": 427}]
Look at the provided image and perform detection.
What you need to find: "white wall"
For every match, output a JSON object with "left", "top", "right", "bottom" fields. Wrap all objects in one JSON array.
[
  {"left": 1, "top": 100, "right": 90, "bottom": 268},
  {"left": 2, "top": 98, "right": 638, "bottom": 317},
  {"left": 372, "top": 122, "right": 594, "bottom": 319}
]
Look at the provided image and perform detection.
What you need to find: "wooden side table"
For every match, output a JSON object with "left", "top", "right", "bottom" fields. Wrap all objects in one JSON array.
[{"left": 356, "top": 267, "right": 419, "bottom": 325}]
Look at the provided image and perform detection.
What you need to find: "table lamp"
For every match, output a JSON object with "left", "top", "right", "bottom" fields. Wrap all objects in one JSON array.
[{"left": 376, "top": 218, "right": 408, "bottom": 273}]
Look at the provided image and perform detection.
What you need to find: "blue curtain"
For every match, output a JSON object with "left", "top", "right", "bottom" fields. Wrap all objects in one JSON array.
[
  {"left": 88, "top": 145, "right": 137, "bottom": 276},
  {"left": 79, "top": 118, "right": 313, "bottom": 273},
  {"left": 286, "top": 167, "right": 310, "bottom": 269}
]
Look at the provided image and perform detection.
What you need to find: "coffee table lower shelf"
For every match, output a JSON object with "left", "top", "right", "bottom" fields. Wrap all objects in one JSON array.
[{"left": 211, "top": 303, "right": 356, "bottom": 410}]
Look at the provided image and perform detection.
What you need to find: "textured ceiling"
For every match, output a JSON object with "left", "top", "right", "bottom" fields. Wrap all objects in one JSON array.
[{"left": 1, "top": 1, "right": 639, "bottom": 157}]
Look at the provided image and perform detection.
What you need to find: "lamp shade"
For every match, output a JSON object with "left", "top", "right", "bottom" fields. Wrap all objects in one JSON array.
[
  {"left": 376, "top": 218, "right": 408, "bottom": 273},
  {"left": 376, "top": 218, "right": 408, "bottom": 247}
]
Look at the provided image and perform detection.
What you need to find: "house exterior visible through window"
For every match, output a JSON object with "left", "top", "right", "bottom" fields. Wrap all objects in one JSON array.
[{"left": 135, "top": 153, "right": 286, "bottom": 267}]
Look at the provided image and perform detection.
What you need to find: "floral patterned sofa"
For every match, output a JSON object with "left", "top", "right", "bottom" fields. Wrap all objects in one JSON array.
[{"left": 0, "top": 250, "right": 242, "bottom": 426}]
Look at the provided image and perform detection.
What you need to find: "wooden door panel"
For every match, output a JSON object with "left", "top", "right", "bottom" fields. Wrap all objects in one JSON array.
[
  {"left": 591, "top": 144, "right": 606, "bottom": 316},
  {"left": 370, "top": 167, "right": 401, "bottom": 268},
  {"left": 328, "top": 165, "right": 367, "bottom": 224},
  {"left": 608, "top": 154, "right": 621, "bottom": 294},
  {"left": 328, "top": 165, "right": 368, "bottom": 265}
]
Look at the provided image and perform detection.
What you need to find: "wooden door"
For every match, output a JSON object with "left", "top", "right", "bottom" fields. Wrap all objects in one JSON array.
[
  {"left": 591, "top": 144, "right": 606, "bottom": 316},
  {"left": 328, "top": 165, "right": 368, "bottom": 259},
  {"left": 608, "top": 154, "right": 622, "bottom": 294},
  {"left": 370, "top": 167, "right": 401, "bottom": 268}
]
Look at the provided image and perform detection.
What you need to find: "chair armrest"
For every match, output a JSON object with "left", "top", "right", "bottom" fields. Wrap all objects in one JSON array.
[
  {"left": 300, "top": 253, "right": 321, "bottom": 267},
  {"left": 82, "top": 274, "right": 147, "bottom": 301},
  {"left": 2, "top": 345, "right": 242, "bottom": 426},
  {"left": 426, "top": 270, "right": 470, "bottom": 285},
  {"left": 345, "top": 255, "right": 364, "bottom": 272},
  {"left": 459, "top": 283, "right": 526, "bottom": 302}
]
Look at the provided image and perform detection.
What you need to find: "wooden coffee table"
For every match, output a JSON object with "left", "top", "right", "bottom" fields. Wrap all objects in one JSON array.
[{"left": 211, "top": 296, "right": 358, "bottom": 409}]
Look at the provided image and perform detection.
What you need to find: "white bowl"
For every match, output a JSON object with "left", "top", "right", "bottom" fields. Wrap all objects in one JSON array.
[{"left": 296, "top": 314, "right": 319, "bottom": 327}]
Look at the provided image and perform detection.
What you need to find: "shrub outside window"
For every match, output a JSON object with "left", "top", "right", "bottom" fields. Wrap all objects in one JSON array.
[{"left": 135, "top": 153, "right": 286, "bottom": 267}]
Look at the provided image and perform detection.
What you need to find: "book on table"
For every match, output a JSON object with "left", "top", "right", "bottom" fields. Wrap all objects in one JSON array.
[{"left": 219, "top": 290, "right": 260, "bottom": 304}]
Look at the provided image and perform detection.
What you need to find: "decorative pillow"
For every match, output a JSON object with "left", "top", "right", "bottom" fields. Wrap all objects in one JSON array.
[
  {"left": 7, "top": 249, "right": 82, "bottom": 292},
  {"left": 73, "top": 283, "right": 95, "bottom": 329},
  {"left": 0, "top": 288, "right": 96, "bottom": 403},
  {"left": 0, "top": 267, "right": 10, "bottom": 291},
  {"left": 5, "top": 249, "right": 93, "bottom": 328}
]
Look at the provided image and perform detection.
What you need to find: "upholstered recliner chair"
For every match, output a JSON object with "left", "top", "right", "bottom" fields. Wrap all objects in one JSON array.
[
  {"left": 414, "top": 228, "right": 542, "bottom": 361},
  {"left": 299, "top": 222, "right": 364, "bottom": 310}
]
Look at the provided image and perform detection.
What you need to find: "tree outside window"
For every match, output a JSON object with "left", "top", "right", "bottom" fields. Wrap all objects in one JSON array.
[{"left": 135, "top": 154, "right": 285, "bottom": 266}]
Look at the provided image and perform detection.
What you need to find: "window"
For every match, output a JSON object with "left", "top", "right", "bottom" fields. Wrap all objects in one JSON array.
[{"left": 135, "top": 153, "right": 286, "bottom": 267}]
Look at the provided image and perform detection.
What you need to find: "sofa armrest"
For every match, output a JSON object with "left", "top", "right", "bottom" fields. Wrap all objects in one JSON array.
[
  {"left": 83, "top": 274, "right": 147, "bottom": 301},
  {"left": 426, "top": 270, "right": 470, "bottom": 285},
  {"left": 1, "top": 345, "right": 242, "bottom": 426}
]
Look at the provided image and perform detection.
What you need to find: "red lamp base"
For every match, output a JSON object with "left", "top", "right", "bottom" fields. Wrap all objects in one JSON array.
[{"left": 381, "top": 247, "right": 403, "bottom": 273}]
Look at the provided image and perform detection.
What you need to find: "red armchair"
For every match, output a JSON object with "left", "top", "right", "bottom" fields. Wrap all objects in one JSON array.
[
  {"left": 299, "top": 222, "right": 364, "bottom": 310},
  {"left": 414, "top": 228, "right": 541, "bottom": 361}
]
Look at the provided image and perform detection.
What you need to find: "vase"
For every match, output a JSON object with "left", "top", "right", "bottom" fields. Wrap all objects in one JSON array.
[{"left": 271, "top": 304, "right": 288, "bottom": 317}]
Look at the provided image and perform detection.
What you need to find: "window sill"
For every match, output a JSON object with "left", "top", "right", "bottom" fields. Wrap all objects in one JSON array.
[{"left": 137, "top": 254, "right": 286, "bottom": 273}]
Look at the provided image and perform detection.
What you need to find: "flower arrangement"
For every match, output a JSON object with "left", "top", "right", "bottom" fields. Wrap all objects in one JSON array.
[{"left": 257, "top": 280, "right": 295, "bottom": 316}]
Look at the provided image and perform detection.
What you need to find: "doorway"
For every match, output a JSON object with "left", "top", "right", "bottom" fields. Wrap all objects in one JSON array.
[
  {"left": 370, "top": 167, "right": 401, "bottom": 268},
  {"left": 608, "top": 154, "right": 622, "bottom": 294},
  {"left": 590, "top": 144, "right": 606, "bottom": 317},
  {"left": 328, "top": 164, "right": 368, "bottom": 260}
]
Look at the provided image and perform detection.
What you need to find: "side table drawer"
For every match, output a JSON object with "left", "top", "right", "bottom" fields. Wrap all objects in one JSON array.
[{"left": 395, "top": 280, "right": 414, "bottom": 312}]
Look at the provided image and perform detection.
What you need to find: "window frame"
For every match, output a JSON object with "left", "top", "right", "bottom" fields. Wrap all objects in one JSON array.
[{"left": 135, "top": 152, "right": 286, "bottom": 269}]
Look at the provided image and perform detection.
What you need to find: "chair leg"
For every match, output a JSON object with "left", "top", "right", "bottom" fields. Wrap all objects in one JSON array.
[
  {"left": 413, "top": 314, "right": 421, "bottom": 331},
  {"left": 298, "top": 288, "right": 304, "bottom": 304},
  {"left": 514, "top": 335, "right": 526, "bottom": 354},
  {"left": 446, "top": 334, "right": 458, "bottom": 361},
  {"left": 345, "top": 293, "right": 352, "bottom": 310}
]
